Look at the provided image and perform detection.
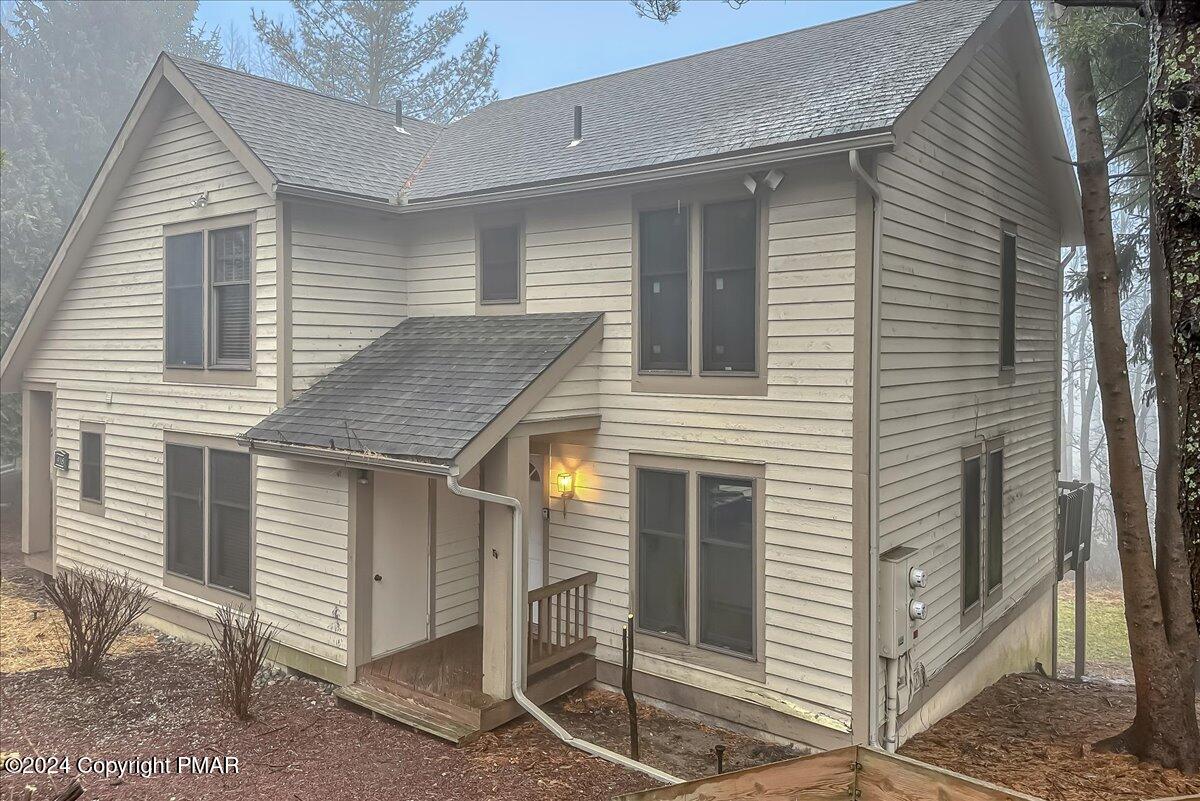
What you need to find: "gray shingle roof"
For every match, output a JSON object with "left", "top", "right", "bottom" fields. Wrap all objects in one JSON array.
[
  {"left": 406, "top": 0, "right": 1002, "bottom": 201},
  {"left": 168, "top": 0, "right": 1002, "bottom": 204},
  {"left": 172, "top": 57, "right": 442, "bottom": 202},
  {"left": 243, "top": 312, "right": 602, "bottom": 465}
]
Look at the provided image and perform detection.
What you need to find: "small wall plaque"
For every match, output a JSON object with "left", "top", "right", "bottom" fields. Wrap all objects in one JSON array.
[{"left": 53, "top": 449, "right": 69, "bottom": 471}]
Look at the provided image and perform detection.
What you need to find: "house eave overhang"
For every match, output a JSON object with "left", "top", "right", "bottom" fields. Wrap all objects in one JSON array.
[
  {"left": 241, "top": 439, "right": 456, "bottom": 476},
  {"left": 275, "top": 129, "right": 896, "bottom": 217}
]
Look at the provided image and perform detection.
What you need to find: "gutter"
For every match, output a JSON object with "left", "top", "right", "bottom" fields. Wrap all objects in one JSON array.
[
  {"left": 848, "top": 149, "right": 885, "bottom": 750},
  {"left": 276, "top": 130, "right": 895, "bottom": 216},
  {"left": 243, "top": 439, "right": 454, "bottom": 476},
  {"left": 445, "top": 470, "right": 681, "bottom": 786}
]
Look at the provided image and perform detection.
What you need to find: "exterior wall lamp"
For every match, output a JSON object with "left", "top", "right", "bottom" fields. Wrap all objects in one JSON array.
[{"left": 557, "top": 471, "right": 575, "bottom": 517}]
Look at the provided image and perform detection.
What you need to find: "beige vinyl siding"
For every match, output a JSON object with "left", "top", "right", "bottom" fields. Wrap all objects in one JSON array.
[
  {"left": 254, "top": 455, "right": 350, "bottom": 662},
  {"left": 402, "top": 156, "right": 858, "bottom": 731},
  {"left": 433, "top": 467, "right": 481, "bottom": 637},
  {"left": 289, "top": 203, "right": 405, "bottom": 392},
  {"left": 21, "top": 94, "right": 345, "bottom": 665},
  {"left": 875, "top": 42, "right": 1060, "bottom": 695}
]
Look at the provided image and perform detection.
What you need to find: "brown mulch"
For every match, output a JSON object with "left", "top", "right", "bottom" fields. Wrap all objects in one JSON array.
[
  {"left": 900, "top": 672, "right": 1200, "bottom": 801},
  {"left": 0, "top": 640, "right": 657, "bottom": 800},
  {"left": 539, "top": 688, "right": 798, "bottom": 779}
]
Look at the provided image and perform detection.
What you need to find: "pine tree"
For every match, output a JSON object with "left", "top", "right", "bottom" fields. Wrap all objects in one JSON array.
[
  {"left": 250, "top": 1, "right": 498, "bottom": 122},
  {"left": 0, "top": 1, "right": 218, "bottom": 458}
]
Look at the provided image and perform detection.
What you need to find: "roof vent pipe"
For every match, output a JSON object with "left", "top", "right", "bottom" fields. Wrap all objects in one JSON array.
[
  {"left": 394, "top": 98, "right": 408, "bottom": 135},
  {"left": 569, "top": 105, "right": 583, "bottom": 147}
]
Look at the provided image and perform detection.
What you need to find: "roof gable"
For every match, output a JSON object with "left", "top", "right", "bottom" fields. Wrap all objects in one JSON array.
[{"left": 171, "top": 57, "right": 442, "bottom": 203}]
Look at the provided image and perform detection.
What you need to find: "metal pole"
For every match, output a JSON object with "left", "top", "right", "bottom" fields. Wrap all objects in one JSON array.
[{"left": 1074, "top": 561, "right": 1087, "bottom": 680}]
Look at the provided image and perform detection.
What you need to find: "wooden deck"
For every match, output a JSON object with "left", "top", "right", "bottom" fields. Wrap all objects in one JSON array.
[{"left": 337, "top": 572, "right": 599, "bottom": 743}]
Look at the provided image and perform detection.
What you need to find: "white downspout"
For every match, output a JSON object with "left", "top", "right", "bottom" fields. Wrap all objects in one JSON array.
[
  {"left": 446, "top": 470, "right": 681, "bottom": 785},
  {"left": 849, "top": 149, "right": 888, "bottom": 750}
]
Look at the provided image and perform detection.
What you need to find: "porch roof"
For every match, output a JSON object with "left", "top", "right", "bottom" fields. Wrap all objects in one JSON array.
[{"left": 242, "top": 312, "right": 602, "bottom": 470}]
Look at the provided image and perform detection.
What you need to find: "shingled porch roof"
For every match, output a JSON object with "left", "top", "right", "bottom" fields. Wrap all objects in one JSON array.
[{"left": 241, "top": 312, "right": 603, "bottom": 471}]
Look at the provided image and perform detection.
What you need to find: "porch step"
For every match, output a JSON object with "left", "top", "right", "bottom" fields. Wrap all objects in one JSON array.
[{"left": 334, "top": 683, "right": 480, "bottom": 745}]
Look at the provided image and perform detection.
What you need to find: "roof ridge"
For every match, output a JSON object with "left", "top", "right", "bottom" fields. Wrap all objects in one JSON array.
[
  {"left": 168, "top": 53, "right": 444, "bottom": 130},
  {"left": 466, "top": 0, "right": 936, "bottom": 109}
]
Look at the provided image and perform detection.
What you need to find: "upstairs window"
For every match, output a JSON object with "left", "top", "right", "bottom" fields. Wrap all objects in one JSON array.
[
  {"left": 165, "top": 223, "right": 252, "bottom": 370},
  {"left": 638, "top": 207, "right": 689, "bottom": 372},
  {"left": 999, "top": 226, "right": 1017, "bottom": 371},
  {"left": 479, "top": 223, "right": 521, "bottom": 304},
  {"left": 634, "top": 189, "right": 764, "bottom": 394},
  {"left": 210, "top": 227, "right": 252, "bottom": 366},
  {"left": 702, "top": 199, "right": 758, "bottom": 373}
]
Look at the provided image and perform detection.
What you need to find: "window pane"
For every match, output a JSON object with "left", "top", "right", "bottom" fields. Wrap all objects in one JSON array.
[
  {"left": 213, "top": 283, "right": 251, "bottom": 363},
  {"left": 166, "top": 444, "right": 204, "bottom": 582},
  {"left": 639, "top": 207, "right": 689, "bottom": 372},
  {"left": 80, "top": 431, "right": 102, "bottom": 503},
  {"left": 209, "top": 450, "right": 251, "bottom": 595},
  {"left": 987, "top": 450, "right": 1004, "bottom": 592},
  {"left": 702, "top": 199, "right": 757, "bottom": 372},
  {"left": 165, "top": 233, "right": 204, "bottom": 367},
  {"left": 962, "top": 457, "right": 982, "bottom": 611},
  {"left": 1000, "top": 232, "right": 1017, "bottom": 368},
  {"left": 699, "top": 476, "right": 754, "bottom": 655},
  {"left": 210, "top": 227, "right": 252, "bottom": 365},
  {"left": 637, "top": 469, "right": 686, "bottom": 639},
  {"left": 480, "top": 224, "right": 520, "bottom": 303}
]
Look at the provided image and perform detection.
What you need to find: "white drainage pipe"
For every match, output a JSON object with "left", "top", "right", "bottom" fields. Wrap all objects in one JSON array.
[{"left": 446, "top": 470, "right": 681, "bottom": 785}]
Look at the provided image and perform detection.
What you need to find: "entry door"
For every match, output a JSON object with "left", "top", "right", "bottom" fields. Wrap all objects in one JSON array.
[
  {"left": 371, "top": 472, "right": 430, "bottom": 658},
  {"left": 528, "top": 460, "right": 546, "bottom": 591}
]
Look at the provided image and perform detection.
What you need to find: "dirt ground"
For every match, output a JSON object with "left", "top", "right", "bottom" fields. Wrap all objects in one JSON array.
[{"left": 901, "top": 673, "right": 1200, "bottom": 801}]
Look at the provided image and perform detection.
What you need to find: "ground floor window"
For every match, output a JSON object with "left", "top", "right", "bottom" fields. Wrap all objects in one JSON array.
[
  {"left": 166, "top": 442, "right": 252, "bottom": 596},
  {"left": 633, "top": 456, "right": 762, "bottom": 664}
]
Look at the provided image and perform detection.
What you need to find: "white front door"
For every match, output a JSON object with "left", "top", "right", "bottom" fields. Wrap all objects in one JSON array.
[
  {"left": 371, "top": 472, "right": 430, "bottom": 658},
  {"left": 528, "top": 460, "right": 545, "bottom": 591}
]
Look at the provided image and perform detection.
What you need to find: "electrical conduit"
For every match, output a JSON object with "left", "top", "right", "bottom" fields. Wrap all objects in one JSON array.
[{"left": 445, "top": 471, "right": 681, "bottom": 785}]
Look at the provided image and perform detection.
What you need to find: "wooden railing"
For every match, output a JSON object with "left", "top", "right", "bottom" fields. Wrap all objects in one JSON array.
[{"left": 526, "top": 571, "right": 597, "bottom": 675}]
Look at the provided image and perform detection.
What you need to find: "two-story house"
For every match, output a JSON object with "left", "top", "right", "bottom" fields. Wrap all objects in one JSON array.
[{"left": 0, "top": 0, "right": 1082, "bottom": 755}]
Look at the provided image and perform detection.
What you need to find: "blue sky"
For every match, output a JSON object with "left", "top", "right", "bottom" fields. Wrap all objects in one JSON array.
[{"left": 196, "top": 0, "right": 906, "bottom": 99}]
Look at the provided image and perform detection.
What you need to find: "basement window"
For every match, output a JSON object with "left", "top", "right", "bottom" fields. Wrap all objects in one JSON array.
[
  {"left": 166, "top": 442, "right": 252, "bottom": 598},
  {"left": 632, "top": 454, "right": 765, "bottom": 680},
  {"left": 986, "top": 445, "right": 1004, "bottom": 598},
  {"left": 961, "top": 452, "right": 983, "bottom": 618},
  {"left": 80, "top": 427, "right": 104, "bottom": 508}
]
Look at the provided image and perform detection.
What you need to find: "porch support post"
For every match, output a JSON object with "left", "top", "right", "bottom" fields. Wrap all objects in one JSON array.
[{"left": 481, "top": 433, "right": 529, "bottom": 700}]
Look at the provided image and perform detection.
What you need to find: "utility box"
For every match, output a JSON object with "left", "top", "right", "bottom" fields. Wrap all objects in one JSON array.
[{"left": 879, "top": 545, "right": 922, "bottom": 659}]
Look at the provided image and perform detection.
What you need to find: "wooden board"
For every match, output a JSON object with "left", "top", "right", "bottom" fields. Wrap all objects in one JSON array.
[
  {"left": 616, "top": 746, "right": 1045, "bottom": 801},
  {"left": 856, "top": 748, "right": 1043, "bottom": 801},
  {"left": 616, "top": 747, "right": 856, "bottom": 801}
]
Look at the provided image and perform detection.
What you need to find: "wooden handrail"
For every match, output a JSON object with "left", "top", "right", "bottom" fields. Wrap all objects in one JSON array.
[
  {"left": 526, "top": 571, "right": 597, "bottom": 676},
  {"left": 526, "top": 571, "right": 597, "bottom": 604}
]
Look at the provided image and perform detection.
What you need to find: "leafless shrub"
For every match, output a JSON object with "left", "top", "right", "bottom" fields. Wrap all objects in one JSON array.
[
  {"left": 208, "top": 605, "right": 277, "bottom": 720},
  {"left": 42, "top": 566, "right": 151, "bottom": 679}
]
